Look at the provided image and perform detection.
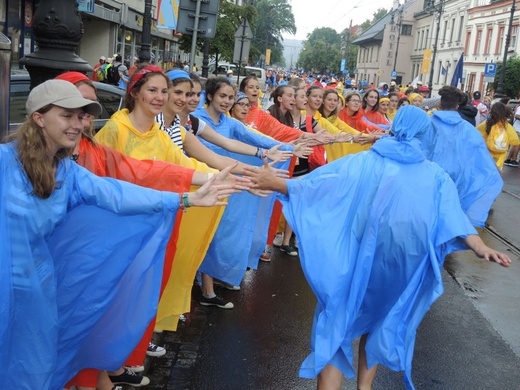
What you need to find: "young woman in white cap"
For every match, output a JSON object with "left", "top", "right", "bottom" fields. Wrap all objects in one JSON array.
[{"left": 0, "top": 79, "right": 234, "bottom": 390}]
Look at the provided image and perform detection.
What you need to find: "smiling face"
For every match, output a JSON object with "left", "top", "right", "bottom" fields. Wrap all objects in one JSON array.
[
  {"left": 208, "top": 84, "right": 236, "bottom": 114},
  {"left": 243, "top": 78, "right": 261, "bottom": 103},
  {"left": 131, "top": 74, "right": 169, "bottom": 117},
  {"left": 346, "top": 94, "right": 362, "bottom": 113},
  {"left": 365, "top": 91, "right": 379, "bottom": 109},
  {"left": 379, "top": 100, "right": 390, "bottom": 114},
  {"left": 307, "top": 88, "right": 324, "bottom": 111},
  {"left": 32, "top": 106, "right": 85, "bottom": 157},
  {"left": 167, "top": 80, "right": 192, "bottom": 115},
  {"left": 322, "top": 92, "right": 339, "bottom": 116},
  {"left": 185, "top": 81, "right": 202, "bottom": 114}
]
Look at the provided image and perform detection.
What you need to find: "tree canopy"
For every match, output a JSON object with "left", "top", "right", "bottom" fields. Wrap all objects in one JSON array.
[{"left": 492, "top": 56, "right": 520, "bottom": 98}]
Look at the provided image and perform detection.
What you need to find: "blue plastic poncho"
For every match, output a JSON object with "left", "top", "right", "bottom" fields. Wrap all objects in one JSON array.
[
  {"left": 0, "top": 143, "right": 179, "bottom": 389},
  {"left": 193, "top": 109, "right": 291, "bottom": 285},
  {"left": 422, "top": 110, "right": 503, "bottom": 227},
  {"left": 278, "top": 106, "right": 477, "bottom": 389}
]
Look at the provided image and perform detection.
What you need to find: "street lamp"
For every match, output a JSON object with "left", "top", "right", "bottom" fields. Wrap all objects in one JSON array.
[
  {"left": 138, "top": 0, "right": 153, "bottom": 64},
  {"left": 426, "top": 0, "right": 444, "bottom": 97},
  {"left": 495, "top": 0, "right": 517, "bottom": 97}
]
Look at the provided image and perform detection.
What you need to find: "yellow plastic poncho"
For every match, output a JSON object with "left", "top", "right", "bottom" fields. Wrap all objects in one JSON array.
[{"left": 95, "top": 109, "right": 224, "bottom": 330}]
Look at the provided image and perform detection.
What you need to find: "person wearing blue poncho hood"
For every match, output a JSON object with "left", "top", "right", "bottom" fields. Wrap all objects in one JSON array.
[
  {"left": 243, "top": 105, "right": 511, "bottom": 390},
  {"left": 422, "top": 86, "right": 503, "bottom": 228}
]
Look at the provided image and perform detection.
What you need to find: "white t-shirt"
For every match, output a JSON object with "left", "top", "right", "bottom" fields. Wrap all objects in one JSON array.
[{"left": 513, "top": 105, "right": 520, "bottom": 133}]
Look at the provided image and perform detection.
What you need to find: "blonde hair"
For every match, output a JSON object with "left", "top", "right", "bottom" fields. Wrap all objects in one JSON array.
[{"left": 10, "top": 107, "right": 71, "bottom": 198}]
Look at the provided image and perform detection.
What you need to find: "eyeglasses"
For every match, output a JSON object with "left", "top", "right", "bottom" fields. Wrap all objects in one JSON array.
[
  {"left": 349, "top": 99, "right": 361, "bottom": 103},
  {"left": 236, "top": 102, "right": 251, "bottom": 108}
]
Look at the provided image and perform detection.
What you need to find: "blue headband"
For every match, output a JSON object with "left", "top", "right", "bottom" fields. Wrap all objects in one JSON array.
[
  {"left": 236, "top": 91, "right": 248, "bottom": 103},
  {"left": 166, "top": 69, "right": 191, "bottom": 81}
]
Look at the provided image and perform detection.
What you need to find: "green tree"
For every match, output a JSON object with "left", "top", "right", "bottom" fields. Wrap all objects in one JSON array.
[
  {"left": 249, "top": 0, "right": 297, "bottom": 66},
  {"left": 492, "top": 56, "right": 520, "bottom": 98},
  {"left": 360, "top": 8, "right": 388, "bottom": 31},
  {"left": 339, "top": 27, "right": 359, "bottom": 75},
  {"left": 298, "top": 27, "right": 342, "bottom": 74}
]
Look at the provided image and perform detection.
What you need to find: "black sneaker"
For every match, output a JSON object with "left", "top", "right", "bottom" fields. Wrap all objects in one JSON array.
[
  {"left": 200, "top": 295, "right": 234, "bottom": 309},
  {"left": 504, "top": 159, "right": 513, "bottom": 166},
  {"left": 510, "top": 160, "right": 519, "bottom": 167},
  {"left": 108, "top": 368, "right": 150, "bottom": 387},
  {"left": 280, "top": 245, "right": 298, "bottom": 256}
]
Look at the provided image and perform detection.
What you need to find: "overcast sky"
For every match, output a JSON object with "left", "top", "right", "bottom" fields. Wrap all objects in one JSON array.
[{"left": 283, "top": 0, "right": 397, "bottom": 41}]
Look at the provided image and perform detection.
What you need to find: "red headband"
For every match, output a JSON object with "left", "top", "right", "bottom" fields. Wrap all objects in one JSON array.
[{"left": 127, "top": 65, "right": 164, "bottom": 95}]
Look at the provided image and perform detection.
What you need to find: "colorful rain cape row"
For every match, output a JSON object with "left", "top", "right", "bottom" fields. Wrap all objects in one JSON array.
[{"left": 194, "top": 108, "right": 291, "bottom": 285}]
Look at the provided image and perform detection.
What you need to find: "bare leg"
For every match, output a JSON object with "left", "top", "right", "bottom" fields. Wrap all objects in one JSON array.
[
  {"left": 282, "top": 224, "right": 293, "bottom": 246},
  {"left": 201, "top": 272, "right": 214, "bottom": 296},
  {"left": 317, "top": 364, "right": 343, "bottom": 390},
  {"left": 357, "top": 334, "right": 378, "bottom": 390},
  {"left": 97, "top": 371, "right": 114, "bottom": 390},
  {"left": 507, "top": 145, "right": 519, "bottom": 161},
  {"left": 106, "top": 367, "right": 124, "bottom": 376}
]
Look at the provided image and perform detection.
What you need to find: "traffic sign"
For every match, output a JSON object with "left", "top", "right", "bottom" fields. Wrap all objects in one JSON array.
[
  {"left": 340, "top": 58, "right": 346, "bottom": 71},
  {"left": 484, "top": 63, "right": 497, "bottom": 82},
  {"left": 391, "top": 70, "right": 397, "bottom": 79},
  {"left": 376, "top": 69, "right": 383, "bottom": 76}
]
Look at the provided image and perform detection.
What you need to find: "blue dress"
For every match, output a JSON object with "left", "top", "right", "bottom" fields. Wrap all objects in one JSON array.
[
  {"left": 193, "top": 109, "right": 291, "bottom": 285},
  {"left": 278, "top": 106, "right": 478, "bottom": 389},
  {"left": 0, "top": 143, "right": 179, "bottom": 389}
]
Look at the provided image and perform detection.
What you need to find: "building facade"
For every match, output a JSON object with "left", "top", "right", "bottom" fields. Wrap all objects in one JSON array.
[{"left": 0, "top": 0, "right": 191, "bottom": 70}]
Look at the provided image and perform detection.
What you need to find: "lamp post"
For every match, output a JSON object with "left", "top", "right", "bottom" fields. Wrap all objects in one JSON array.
[
  {"left": 138, "top": 0, "right": 153, "bottom": 64},
  {"left": 495, "top": 0, "right": 517, "bottom": 97},
  {"left": 427, "top": 0, "right": 444, "bottom": 97},
  {"left": 20, "top": 0, "right": 93, "bottom": 89}
]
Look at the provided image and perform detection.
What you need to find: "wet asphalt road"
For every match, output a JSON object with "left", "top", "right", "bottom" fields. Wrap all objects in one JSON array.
[{"left": 142, "top": 166, "right": 520, "bottom": 390}]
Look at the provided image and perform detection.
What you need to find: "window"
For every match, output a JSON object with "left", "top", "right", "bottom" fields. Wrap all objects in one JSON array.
[
  {"left": 465, "top": 31, "right": 472, "bottom": 53},
  {"left": 458, "top": 15, "right": 464, "bottom": 42},
  {"left": 401, "top": 24, "right": 412, "bottom": 35},
  {"left": 450, "top": 18, "right": 455, "bottom": 43},
  {"left": 436, "top": 60, "right": 442, "bottom": 83},
  {"left": 484, "top": 28, "right": 493, "bottom": 54},
  {"left": 425, "top": 29, "right": 429, "bottom": 48},
  {"left": 511, "top": 25, "right": 518, "bottom": 50},
  {"left": 474, "top": 29, "right": 482, "bottom": 54},
  {"left": 443, "top": 20, "right": 448, "bottom": 43},
  {"left": 497, "top": 26, "right": 505, "bottom": 54}
]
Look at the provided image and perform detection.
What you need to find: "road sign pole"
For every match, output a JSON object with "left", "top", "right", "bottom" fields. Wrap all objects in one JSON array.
[
  {"left": 189, "top": 0, "right": 202, "bottom": 71},
  {"left": 237, "top": 18, "right": 247, "bottom": 87}
]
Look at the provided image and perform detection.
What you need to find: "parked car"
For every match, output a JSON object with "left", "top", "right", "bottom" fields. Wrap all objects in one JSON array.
[
  {"left": 208, "top": 62, "right": 267, "bottom": 90},
  {"left": 9, "top": 72, "right": 125, "bottom": 134}
]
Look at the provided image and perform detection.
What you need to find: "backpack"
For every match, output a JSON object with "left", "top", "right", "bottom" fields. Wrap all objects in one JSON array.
[{"left": 106, "top": 64, "right": 121, "bottom": 85}]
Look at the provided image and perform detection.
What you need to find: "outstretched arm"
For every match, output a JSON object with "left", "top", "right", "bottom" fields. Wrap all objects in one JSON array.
[
  {"left": 242, "top": 159, "right": 289, "bottom": 195},
  {"left": 462, "top": 234, "right": 512, "bottom": 267}
]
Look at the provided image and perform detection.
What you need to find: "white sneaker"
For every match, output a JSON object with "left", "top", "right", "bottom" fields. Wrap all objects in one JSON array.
[
  {"left": 124, "top": 365, "right": 145, "bottom": 373},
  {"left": 146, "top": 342, "right": 166, "bottom": 357},
  {"left": 273, "top": 233, "right": 284, "bottom": 247}
]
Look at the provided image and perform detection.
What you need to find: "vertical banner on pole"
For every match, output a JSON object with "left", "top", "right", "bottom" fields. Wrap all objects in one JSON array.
[
  {"left": 421, "top": 49, "right": 432, "bottom": 74},
  {"left": 265, "top": 49, "right": 271, "bottom": 66}
]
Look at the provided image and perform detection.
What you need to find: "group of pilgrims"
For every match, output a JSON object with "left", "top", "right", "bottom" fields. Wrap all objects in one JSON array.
[{"left": 0, "top": 64, "right": 513, "bottom": 390}]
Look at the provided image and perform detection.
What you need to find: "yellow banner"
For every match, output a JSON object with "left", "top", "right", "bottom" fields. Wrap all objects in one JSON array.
[
  {"left": 421, "top": 49, "right": 432, "bottom": 74},
  {"left": 266, "top": 49, "right": 271, "bottom": 66}
]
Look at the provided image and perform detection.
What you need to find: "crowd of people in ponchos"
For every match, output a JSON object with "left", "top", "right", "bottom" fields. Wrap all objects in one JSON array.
[{"left": 1, "top": 62, "right": 515, "bottom": 390}]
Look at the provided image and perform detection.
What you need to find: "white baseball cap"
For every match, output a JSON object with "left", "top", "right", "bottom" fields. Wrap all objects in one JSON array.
[{"left": 26, "top": 80, "right": 102, "bottom": 116}]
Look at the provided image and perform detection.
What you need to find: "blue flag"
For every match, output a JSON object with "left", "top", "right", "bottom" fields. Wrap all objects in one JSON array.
[
  {"left": 441, "top": 65, "right": 447, "bottom": 76},
  {"left": 451, "top": 53, "right": 464, "bottom": 88}
]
